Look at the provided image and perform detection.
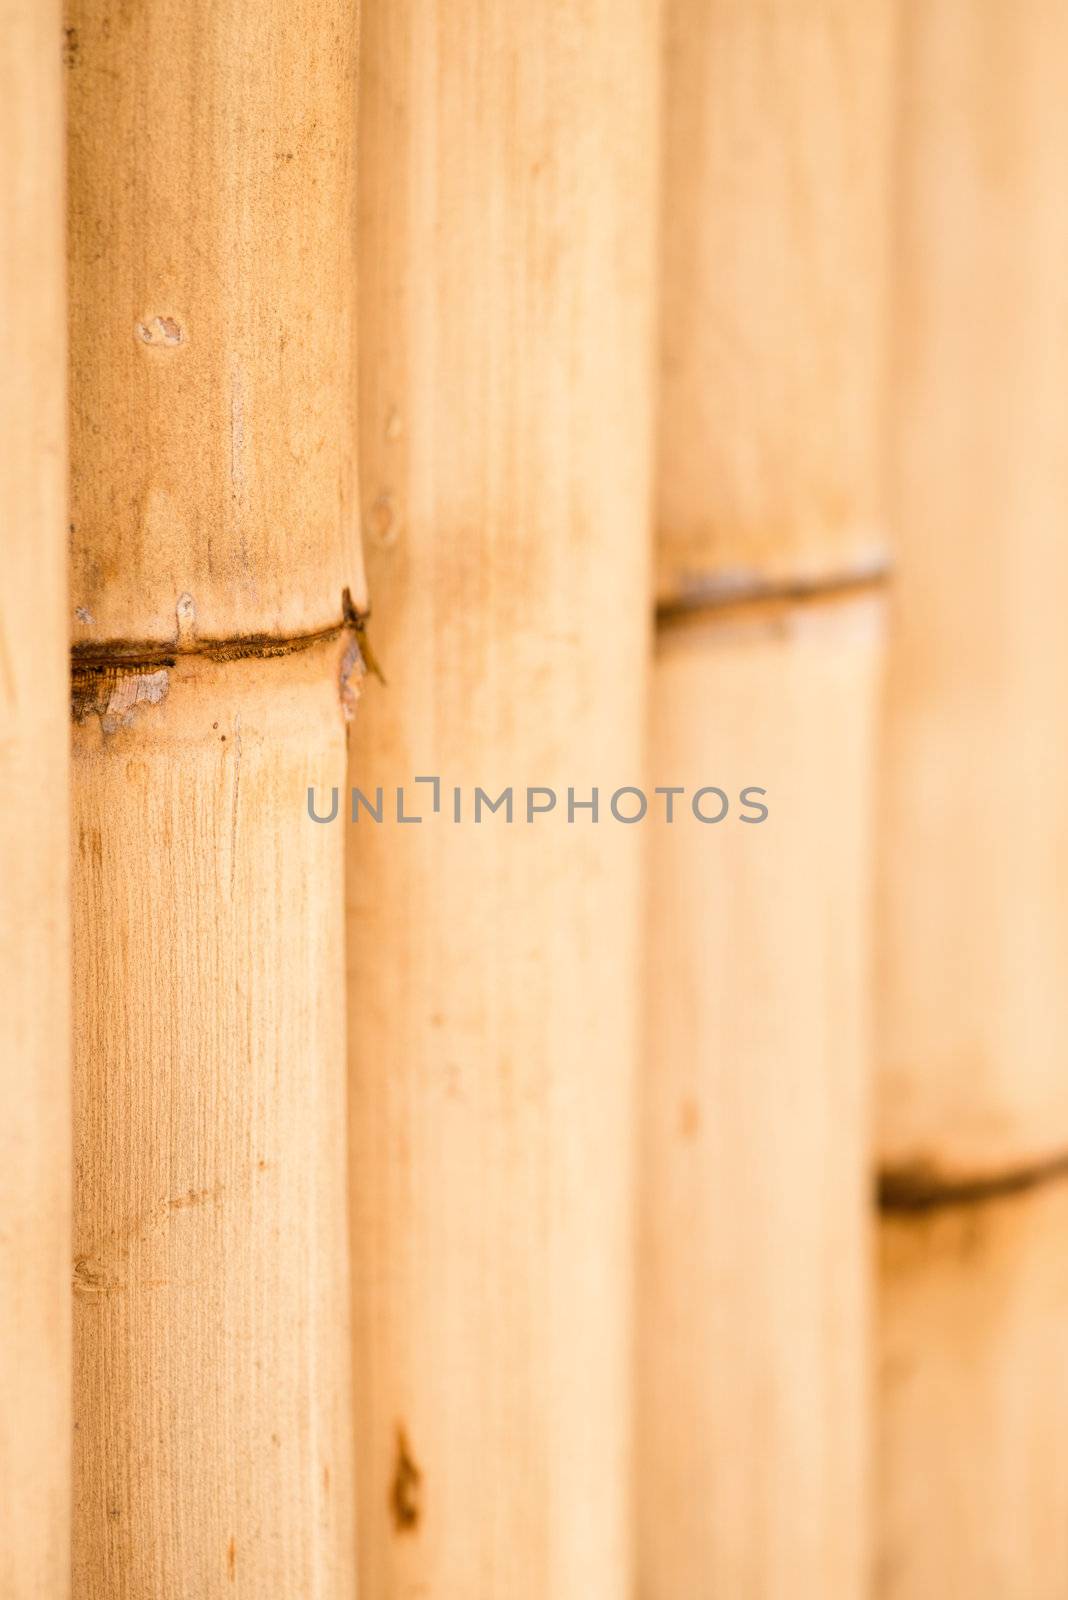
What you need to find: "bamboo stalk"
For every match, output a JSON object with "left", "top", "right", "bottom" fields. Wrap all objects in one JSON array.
[
  {"left": 67, "top": 4, "right": 361, "bottom": 1594},
  {"left": 879, "top": 1182, "right": 1068, "bottom": 1598},
  {"left": 877, "top": 4, "right": 1068, "bottom": 1589},
  {"left": 877, "top": 0, "right": 1068, "bottom": 1189},
  {"left": 0, "top": 3, "right": 70, "bottom": 1595},
  {"left": 66, "top": 0, "right": 365, "bottom": 647},
  {"left": 640, "top": 1, "right": 894, "bottom": 1594},
  {"left": 641, "top": 596, "right": 882, "bottom": 1599},
  {"left": 347, "top": 2, "right": 657, "bottom": 1594},
  {"left": 656, "top": 0, "right": 894, "bottom": 605}
]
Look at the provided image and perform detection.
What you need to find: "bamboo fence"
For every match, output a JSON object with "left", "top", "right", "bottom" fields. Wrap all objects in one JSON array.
[
  {"left": 877, "top": 1, "right": 1068, "bottom": 1593},
  {"left": 639, "top": 1, "right": 894, "bottom": 1596},
  {"left": 0, "top": 3, "right": 70, "bottom": 1596},
  {"left": 1, "top": 0, "right": 1066, "bottom": 1594},
  {"left": 66, "top": 2, "right": 361, "bottom": 1594},
  {"left": 346, "top": 1, "right": 657, "bottom": 1594}
]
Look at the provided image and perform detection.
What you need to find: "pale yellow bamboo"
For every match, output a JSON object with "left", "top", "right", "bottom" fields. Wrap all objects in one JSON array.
[
  {"left": 640, "top": 596, "right": 882, "bottom": 1599},
  {"left": 67, "top": 3, "right": 361, "bottom": 1593},
  {"left": 879, "top": 1182, "right": 1068, "bottom": 1598},
  {"left": 66, "top": 0, "right": 366, "bottom": 646},
  {"left": 877, "top": 4, "right": 1068, "bottom": 1589},
  {"left": 640, "top": 1, "right": 894, "bottom": 1594},
  {"left": 0, "top": 2, "right": 70, "bottom": 1595},
  {"left": 72, "top": 647, "right": 355, "bottom": 1597},
  {"left": 657, "top": 0, "right": 894, "bottom": 603},
  {"left": 877, "top": 0, "right": 1068, "bottom": 1188},
  {"left": 347, "top": 2, "right": 657, "bottom": 1594}
]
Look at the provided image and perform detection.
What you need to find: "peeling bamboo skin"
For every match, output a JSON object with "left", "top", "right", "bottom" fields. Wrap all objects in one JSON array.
[
  {"left": 877, "top": 0, "right": 1068, "bottom": 1185},
  {"left": 879, "top": 1182, "right": 1068, "bottom": 1598},
  {"left": 656, "top": 0, "right": 895, "bottom": 605},
  {"left": 72, "top": 644, "right": 355, "bottom": 1599},
  {"left": 0, "top": 2, "right": 70, "bottom": 1595},
  {"left": 638, "top": 596, "right": 881, "bottom": 1600},
  {"left": 65, "top": 0, "right": 365, "bottom": 647},
  {"left": 348, "top": 2, "right": 656, "bottom": 1594}
]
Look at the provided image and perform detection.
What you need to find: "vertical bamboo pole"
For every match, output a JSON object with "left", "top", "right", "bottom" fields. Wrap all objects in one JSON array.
[
  {"left": 642, "top": 598, "right": 883, "bottom": 1600},
  {"left": 0, "top": 3, "right": 70, "bottom": 1596},
  {"left": 347, "top": 3, "right": 657, "bottom": 1595},
  {"left": 877, "top": 3, "right": 1068, "bottom": 1592},
  {"left": 640, "top": 2, "right": 894, "bottom": 1595},
  {"left": 67, "top": 4, "right": 362, "bottom": 1595}
]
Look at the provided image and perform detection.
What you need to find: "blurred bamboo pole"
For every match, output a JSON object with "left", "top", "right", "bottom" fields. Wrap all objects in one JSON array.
[
  {"left": 880, "top": 1181, "right": 1068, "bottom": 1597},
  {"left": 66, "top": 3, "right": 362, "bottom": 1594},
  {"left": 0, "top": 3, "right": 71, "bottom": 1595},
  {"left": 640, "top": 2, "right": 895, "bottom": 1595},
  {"left": 347, "top": 2, "right": 657, "bottom": 1594},
  {"left": 642, "top": 596, "right": 882, "bottom": 1598},
  {"left": 877, "top": 0, "right": 1068, "bottom": 1189},
  {"left": 878, "top": 2, "right": 1068, "bottom": 1593}
]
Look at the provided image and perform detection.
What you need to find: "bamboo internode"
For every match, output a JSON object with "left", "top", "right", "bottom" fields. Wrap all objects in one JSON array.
[
  {"left": 72, "top": 647, "right": 355, "bottom": 1597},
  {"left": 0, "top": 3, "right": 71, "bottom": 1595},
  {"left": 656, "top": 0, "right": 895, "bottom": 605},
  {"left": 642, "top": 1, "right": 895, "bottom": 1593},
  {"left": 877, "top": 0, "right": 1068, "bottom": 1187},
  {"left": 66, "top": 0, "right": 366, "bottom": 647},
  {"left": 347, "top": 1, "right": 657, "bottom": 1593},
  {"left": 641, "top": 595, "right": 882, "bottom": 1600},
  {"left": 877, "top": 2, "right": 1068, "bottom": 1589},
  {"left": 67, "top": 3, "right": 361, "bottom": 1593}
]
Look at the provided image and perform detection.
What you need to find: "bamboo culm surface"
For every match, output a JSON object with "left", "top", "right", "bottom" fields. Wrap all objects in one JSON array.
[
  {"left": 641, "top": 594, "right": 882, "bottom": 1600},
  {"left": 347, "top": 1, "right": 657, "bottom": 1595},
  {"left": 877, "top": 1, "right": 1068, "bottom": 1591},
  {"left": 880, "top": 1180, "right": 1068, "bottom": 1598},
  {"left": 67, "top": 3, "right": 362, "bottom": 1594},
  {"left": 640, "top": 1, "right": 895, "bottom": 1595},
  {"left": 877, "top": 0, "right": 1068, "bottom": 1190},
  {"left": 1, "top": 2, "right": 71, "bottom": 1596}
]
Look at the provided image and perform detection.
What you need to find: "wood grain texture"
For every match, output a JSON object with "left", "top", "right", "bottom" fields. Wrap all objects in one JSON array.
[
  {"left": 638, "top": 594, "right": 882, "bottom": 1600},
  {"left": 66, "top": 0, "right": 365, "bottom": 646},
  {"left": 877, "top": 0, "right": 1068, "bottom": 1185},
  {"left": 0, "top": 3, "right": 71, "bottom": 1596},
  {"left": 72, "top": 644, "right": 356, "bottom": 1599},
  {"left": 879, "top": 1180, "right": 1068, "bottom": 1598},
  {"left": 656, "top": 0, "right": 895, "bottom": 605},
  {"left": 347, "top": 2, "right": 657, "bottom": 1594}
]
